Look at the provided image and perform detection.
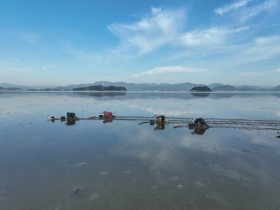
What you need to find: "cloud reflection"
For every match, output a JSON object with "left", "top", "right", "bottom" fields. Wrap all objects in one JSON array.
[{"left": 109, "top": 122, "right": 280, "bottom": 191}]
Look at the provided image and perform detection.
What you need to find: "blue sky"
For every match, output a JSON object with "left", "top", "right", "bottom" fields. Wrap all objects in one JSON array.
[{"left": 0, "top": 0, "right": 279, "bottom": 86}]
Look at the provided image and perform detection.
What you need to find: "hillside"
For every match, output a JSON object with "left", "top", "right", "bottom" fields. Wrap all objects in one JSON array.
[
  {"left": 272, "top": 85, "right": 280, "bottom": 91},
  {"left": 213, "top": 85, "right": 239, "bottom": 91}
]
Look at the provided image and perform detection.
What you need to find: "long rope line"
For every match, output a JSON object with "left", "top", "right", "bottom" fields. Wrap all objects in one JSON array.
[{"left": 49, "top": 115, "right": 280, "bottom": 131}]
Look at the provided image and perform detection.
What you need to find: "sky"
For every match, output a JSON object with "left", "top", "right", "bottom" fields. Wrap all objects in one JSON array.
[{"left": 0, "top": 0, "right": 280, "bottom": 86}]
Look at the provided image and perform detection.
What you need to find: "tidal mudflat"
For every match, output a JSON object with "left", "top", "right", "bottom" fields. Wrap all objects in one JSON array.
[{"left": 0, "top": 92, "right": 280, "bottom": 210}]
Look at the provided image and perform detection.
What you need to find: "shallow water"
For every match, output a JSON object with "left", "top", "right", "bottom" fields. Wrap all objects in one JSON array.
[{"left": 0, "top": 92, "right": 280, "bottom": 210}]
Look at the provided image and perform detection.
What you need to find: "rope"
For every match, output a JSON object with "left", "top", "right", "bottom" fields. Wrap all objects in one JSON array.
[{"left": 48, "top": 115, "right": 280, "bottom": 131}]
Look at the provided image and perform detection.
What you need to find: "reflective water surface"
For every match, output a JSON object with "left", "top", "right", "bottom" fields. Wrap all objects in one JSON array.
[{"left": 0, "top": 92, "right": 280, "bottom": 210}]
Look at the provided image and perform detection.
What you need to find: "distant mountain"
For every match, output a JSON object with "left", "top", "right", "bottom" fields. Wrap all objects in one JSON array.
[
  {"left": 0, "top": 86, "right": 23, "bottom": 91},
  {"left": 138, "top": 82, "right": 203, "bottom": 91},
  {"left": 0, "top": 83, "right": 55, "bottom": 90},
  {"left": 271, "top": 85, "right": 280, "bottom": 91},
  {"left": 208, "top": 83, "right": 224, "bottom": 89},
  {"left": 73, "top": 85, "right": 127, "bottom": 91},
  {"left": 0, "top": 83, "right": 28, "bottom": 89},
  {"left": 0, "top": 81, "right": 279, "bottom": 92},
  {"left": 213, "top": 85, "right": 239, "bottom": 91},
  {"left": 236, "top": 85, "right": 269, "bottom": 91}
]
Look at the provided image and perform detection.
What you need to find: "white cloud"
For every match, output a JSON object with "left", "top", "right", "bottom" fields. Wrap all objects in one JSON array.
[
  {"left": 215, "top": 0, "right": 278, "bottom": 21},
  {"left": 240, "top": 35, "right": 280, "bottom": 62},
  {"left": 272, "top": 68, "right": 280, "bottom": 73},
  {"left": 179, "top": 26, "right": 251, "bottom": 48},
  {"left": 130, "top": 66, "right": 205, "bottom": 77},
  {"left": 41, "top": 65, "right": 56, "bottom": 70},
  {"left": 178, "top": 30, "right": 280, "bottom": 66},
  {"left": 108, "top": 7, "right": 186, "bottom": 54},
  {"left": 239, "top": 0, "right": 278, "bottom": 20},
  {"left": 243, "top": 67, "right": 280, "bottom": 76},
  {"left": 242, "top": 71, "right": 269, "bottom": 77},
  {"left": 215, "top": 0, "right": 252, "bottom": 15},
  {"left": 10, "top": 31, "right": 40, "bottom": 44},
  {"left": 180, "top": 27, "right": 228, "bottom": 47},
  {"left": 41, "top": 66, "right": 48, "bottom": 70}
]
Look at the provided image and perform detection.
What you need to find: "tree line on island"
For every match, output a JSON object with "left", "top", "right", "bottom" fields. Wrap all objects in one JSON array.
[
  {"left": 72, "top": 85, "right": 127, "bottom": 91},
  {"left": 190, "top": 86, "right": 211, "bottom": 92}
]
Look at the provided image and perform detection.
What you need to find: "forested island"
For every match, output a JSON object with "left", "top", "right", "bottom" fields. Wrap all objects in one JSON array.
[
  {"left": 72, "top": 85, "right": 127, "bottom": 91},
  {"left": 190, "top": 86, "right": 212, "bottom": 92}
]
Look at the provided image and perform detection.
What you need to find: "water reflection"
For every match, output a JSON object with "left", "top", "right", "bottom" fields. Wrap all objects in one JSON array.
[
  {"left": 76, "top": 91, "right": 276, "bottom": 100},
  {"left": 1, "top": 91, "right": 280, "bottom": 100},
  {"left": 1, "top": 93, "right": 280, "bottom": 209},
  {"left": 191, "top": 126, "right": 208, "bottom": 135},
  {"left": 74, "top": 91, "right": 127, "bottom": 97},
  {"left": 66, "top": 119, "right": 76, "bottom": 126},
  {"left": 173, "top": 118, "right": 210, "bottom": 135},
  {"left": 72, "top": 91, "right": 280, "bottom": 100},
  {"left": 48, "top": 114, "right": 212, "bottom": 134},
  {"left": 212, "top": 92, "right": 235, "bottom": 98},
  {"left": 190, "top": 92, "right": 211, "bottom": 97}
]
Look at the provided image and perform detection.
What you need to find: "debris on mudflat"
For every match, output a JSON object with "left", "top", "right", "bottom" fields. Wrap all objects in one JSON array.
[{"left": 71, "top": 187, "right": 81, "bottom": 196}]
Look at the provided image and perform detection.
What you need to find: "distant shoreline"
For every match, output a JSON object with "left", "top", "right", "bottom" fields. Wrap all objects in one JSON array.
[
  {"left": 1, "top": 90, "right": 280, "bottom": 93},
  {"left": 1, "top": 81, "right": 279, "bottom": 92}
]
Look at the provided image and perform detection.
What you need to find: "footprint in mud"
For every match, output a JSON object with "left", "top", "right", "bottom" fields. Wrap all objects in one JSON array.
[
  {"left": 242, "top": 148, "right": 263, "bottom": 153},
  {"left": 70, "top": 187, "right": 84, "bottom": 197},
  {"left": 73, "top": 162, "right": 88, "bottom": 167}
]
